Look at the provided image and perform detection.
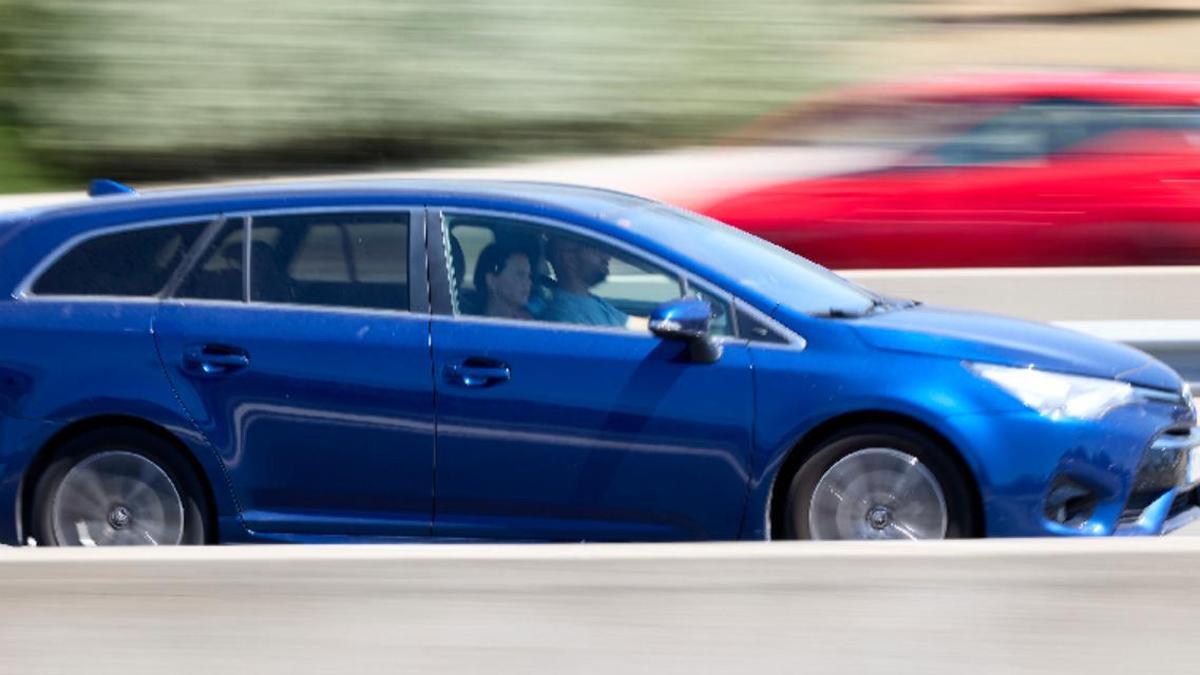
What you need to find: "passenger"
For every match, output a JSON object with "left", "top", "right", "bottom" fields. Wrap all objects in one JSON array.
[
  {"left": 474, "top": 243, "right": 534, "bottom": 320},
  {"left": 542, "top": 236, "right": 647, "bottom": 330}
]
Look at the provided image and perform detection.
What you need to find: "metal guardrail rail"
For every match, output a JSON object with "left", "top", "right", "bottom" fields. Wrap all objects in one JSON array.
[{"left": 1, "top": 540, "right": 1198, "bottom": 674}]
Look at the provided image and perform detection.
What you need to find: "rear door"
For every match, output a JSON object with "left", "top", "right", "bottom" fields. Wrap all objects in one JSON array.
[{"left": 153, "top": 209, "right": 437, "bottom": 538}]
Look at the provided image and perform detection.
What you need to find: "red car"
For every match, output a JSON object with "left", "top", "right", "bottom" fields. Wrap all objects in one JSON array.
[{"left": 699, "top": 71, "right": 1200, "bottom": 269}]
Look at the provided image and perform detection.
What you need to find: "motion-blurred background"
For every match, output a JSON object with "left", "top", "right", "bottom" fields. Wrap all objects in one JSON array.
[
  {"left": 2, "top": 0, "right": 1195, "bottom": 190},
  {"left": 0, "top": 0, "right": 870, "bottom": 189},
  {"left": 6, "top": 0, "right": 1200, "bottom": 321}
]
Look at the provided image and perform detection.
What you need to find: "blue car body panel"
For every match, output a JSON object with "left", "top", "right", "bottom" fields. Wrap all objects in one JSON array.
[
  {"left": 0, "top": 180, "right": 1194, "bottom": 544},
  {"left": 742, "top": 323, "right": 1193, "bottom": 539},
  {"left": 153, "top": 302, "right": 438, "bottom": 538},
  {"left": 846, "top": 305, "right": 1181, "bottom": 391},
  {"left": 0, "top": 299, "right": 241, "bottom": 543},
  {"left": 429, "top": 316, "right": 754, "bottom": 541}
]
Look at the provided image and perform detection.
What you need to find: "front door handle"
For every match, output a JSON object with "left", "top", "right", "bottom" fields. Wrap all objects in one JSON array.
[
  {"left": 182, "top": 345, "right": 251, "bottom": 377},
  {"left": 444, "top": 358, "right": 511, "bottom": 388}
]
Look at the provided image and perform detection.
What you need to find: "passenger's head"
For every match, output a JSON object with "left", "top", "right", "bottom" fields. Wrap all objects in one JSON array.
[
  {"left": 547, "top": 236, "right": 610, "bottom": 290},
  {"left": 475, "top": 243, "right": 532, "bottom": 316}
]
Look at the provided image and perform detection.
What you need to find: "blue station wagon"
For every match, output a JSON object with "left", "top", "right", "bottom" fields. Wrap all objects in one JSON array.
[{"left": 0, "top": 179, "right": 1196, "bottom": 546}]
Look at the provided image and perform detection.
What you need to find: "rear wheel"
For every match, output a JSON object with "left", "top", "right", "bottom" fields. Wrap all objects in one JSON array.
[
  {"left": 31, "top": 428, "right": 208, "bottom": 546},
  {"left": 782, "top": 425, "right": 976, "bottom": 540}
]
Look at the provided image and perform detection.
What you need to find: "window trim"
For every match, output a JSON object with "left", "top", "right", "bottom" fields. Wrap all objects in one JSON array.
[
  {"left": 429, "top": 207, "right": 804, "bottom": 346},
  {"left": 15, "top": 214, "right": 223, "bottom": 301},
  {"left": 157, "top": 295, "right": 437, "bottom": 323}
]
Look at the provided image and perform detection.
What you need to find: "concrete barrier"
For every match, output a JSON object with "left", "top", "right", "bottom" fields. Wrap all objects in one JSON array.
[
  {"left": 1058, "top": 320, "right": 1200, "bottom": 384},
  {"left": 844, "top": 266, "right": 1200, "bottom": 322},
  {"left": 1, "top": 539, "right": 1199, "bottom": 674},
  {"left": 0, "top": 191, "right": 81, "bottom": 212}
]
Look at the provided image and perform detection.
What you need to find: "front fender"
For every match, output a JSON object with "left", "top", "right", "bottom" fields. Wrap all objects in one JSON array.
[{"left": 741, "top": 342, "right": 1001, "bottom": 539}]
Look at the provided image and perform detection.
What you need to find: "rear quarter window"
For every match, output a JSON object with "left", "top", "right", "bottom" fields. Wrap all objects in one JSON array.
[{"left": 31, "top": 220, "right": 209, "bottom": 297}]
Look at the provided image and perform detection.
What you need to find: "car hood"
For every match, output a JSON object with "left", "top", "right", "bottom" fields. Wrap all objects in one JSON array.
[{"left": 850, "top": 305, "right": 1181, "bottom": 391}]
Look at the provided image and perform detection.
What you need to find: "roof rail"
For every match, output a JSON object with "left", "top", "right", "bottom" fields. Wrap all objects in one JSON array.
[{"left": 88, "top": 179, "right": 138, "bottom": 198}]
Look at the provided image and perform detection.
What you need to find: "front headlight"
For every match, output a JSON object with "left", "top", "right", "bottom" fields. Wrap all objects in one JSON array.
[{"left": 967, "top": 362, "right": 1134, "bottom": 420}]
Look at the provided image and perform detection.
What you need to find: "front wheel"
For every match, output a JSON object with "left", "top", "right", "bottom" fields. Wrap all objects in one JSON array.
[
  {"left": 782, "top": 425, "right": 977, "bottom": 540},
  {"left": 31, "top": 429, "right": 209, "bottom": 546}
]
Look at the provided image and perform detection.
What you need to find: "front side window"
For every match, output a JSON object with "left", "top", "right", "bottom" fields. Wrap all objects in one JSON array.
[
  {"left": 174, "top": 212, "right": 410, "bottom": 311},
  {"left": 443, "top": 213, "right": 732, "bottom": 335},
  {"left": 32, "top": 220, "right": 209, "bottom": 297}
]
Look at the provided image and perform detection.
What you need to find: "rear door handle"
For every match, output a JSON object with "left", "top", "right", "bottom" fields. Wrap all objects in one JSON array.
[
  {"left": 182, "top": 344, "right": 250, "bottom": 377},
  {"left": 444, "top": 358, "right": 511, "bottom": 388}
]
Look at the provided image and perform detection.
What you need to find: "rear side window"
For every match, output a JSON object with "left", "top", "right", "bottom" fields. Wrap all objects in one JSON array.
[
  {"left": 32, "top": 221, "right": 209, "bottom": 297},
  {"left": 252, "top": 213, "right": 410, "bottom": 311},
  {"left": 176, "top": 211, "right": 411, "bottom": 311}
]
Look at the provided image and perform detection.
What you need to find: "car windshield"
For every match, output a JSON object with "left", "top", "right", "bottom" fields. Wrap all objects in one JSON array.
[
  {"left": 625, "top": 204, "right": 876, "bottom": 316},
  {"left": 736, "top": 96, "right": 1008, "bottom": 148},
  {"left": 918, "top": 100, "right": 1200, "bottom": 167}
]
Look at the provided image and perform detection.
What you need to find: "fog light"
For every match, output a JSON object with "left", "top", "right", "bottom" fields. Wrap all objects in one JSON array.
[{"left": 1045, "top": 479, "right": 1097, "bottom": 527}]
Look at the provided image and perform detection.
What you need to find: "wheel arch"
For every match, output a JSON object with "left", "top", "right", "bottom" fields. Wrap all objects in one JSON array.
[
  {"left": 766, "top": 410, "right": 985, "bottom": 539},
  {"left": 17, "top": 414, "right": 219, "bottom": 544}
]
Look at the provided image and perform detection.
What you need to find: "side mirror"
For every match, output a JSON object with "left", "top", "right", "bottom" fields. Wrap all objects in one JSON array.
[{"left": 649, "top": 298, "right": 722, "bottom": 364}]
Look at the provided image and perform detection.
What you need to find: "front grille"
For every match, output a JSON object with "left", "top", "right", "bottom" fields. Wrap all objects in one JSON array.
[
  {"left": 1121, "top": 427, "right": 1197, "bottom": 522},
  {"left": 1139, "top": 387, "right": 1196, "bottom": 420}
]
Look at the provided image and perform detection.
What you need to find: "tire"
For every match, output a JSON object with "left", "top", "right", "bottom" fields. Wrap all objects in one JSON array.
[
  {"left": 782, "top": 424, "right": 977, "bottom": 540},
  {"left": 31, "top": 428, "right": 209, "bottom": 546}
]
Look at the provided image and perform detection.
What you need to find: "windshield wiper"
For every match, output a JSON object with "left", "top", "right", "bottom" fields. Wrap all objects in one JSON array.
[
  {"left": 811, "top": 307, "right": 870, "bottom": 319},
  {"left": 811, "top": 298, "right": 899, "bottom": 319},
  {"left": 870, "top": 296, "right": 924, "bottom": 312}
]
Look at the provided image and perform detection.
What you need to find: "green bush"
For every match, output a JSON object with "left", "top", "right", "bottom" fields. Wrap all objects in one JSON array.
[{"left": 0, "top": 0, "right": 873, "bottom": 187}]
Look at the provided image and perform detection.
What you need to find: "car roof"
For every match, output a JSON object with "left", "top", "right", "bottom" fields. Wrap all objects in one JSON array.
[
  {"left": 13, "top": 178, "right": 653, "bottom": 223},
  {"left": 0, "top": 177, "right": 867, "bottom": 317},
  {"left": 726, "top": 70, "right": 1200, "bottom": 146},
  {"left": 0, "top": 179, "right": 661, "bottom": 298},
  {"left": 838, "top": 70, "right": 1200, "bottom": 107}
]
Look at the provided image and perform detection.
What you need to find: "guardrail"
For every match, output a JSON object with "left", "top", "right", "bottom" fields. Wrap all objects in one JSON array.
[
  {"left": 844, "top": 266, "right": 1200, "bottom": 322},
  {"left": 0, "top": 539, "right": 1197, "bottom": 674}
]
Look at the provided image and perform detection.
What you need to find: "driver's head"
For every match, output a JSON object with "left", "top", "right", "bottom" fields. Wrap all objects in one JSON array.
[{"left": 548, "top": 236, "right": 611, "bottom": 288}]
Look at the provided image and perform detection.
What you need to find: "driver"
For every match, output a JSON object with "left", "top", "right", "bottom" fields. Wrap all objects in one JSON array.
[{"left": 542, "top": 236, "right": 647, "bottom": 330}]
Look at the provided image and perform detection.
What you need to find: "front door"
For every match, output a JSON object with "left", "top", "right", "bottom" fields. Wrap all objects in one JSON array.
[{"left": 428, "top": 211, "right": 755, "bottom": 541}]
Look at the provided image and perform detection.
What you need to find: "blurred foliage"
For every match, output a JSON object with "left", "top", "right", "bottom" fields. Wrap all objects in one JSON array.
[
  {"left": 0, "top": 0, "right": 874, "bottom": 189},
  {"left": 0, "top": 0, "right": 62, "bottom": 190}
]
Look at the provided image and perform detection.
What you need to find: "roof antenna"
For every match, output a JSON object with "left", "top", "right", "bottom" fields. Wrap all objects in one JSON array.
[{"left": 88, "top": 179, "right": 138, "bottom": 197}]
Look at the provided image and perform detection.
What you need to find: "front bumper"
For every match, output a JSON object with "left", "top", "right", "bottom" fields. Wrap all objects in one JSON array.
[
  {"left": 1114, "top": 426, "right": 1200, "bottom": 536},
  {"left": 946, "top": 391, "right": 1198, "bottom": 537}
]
